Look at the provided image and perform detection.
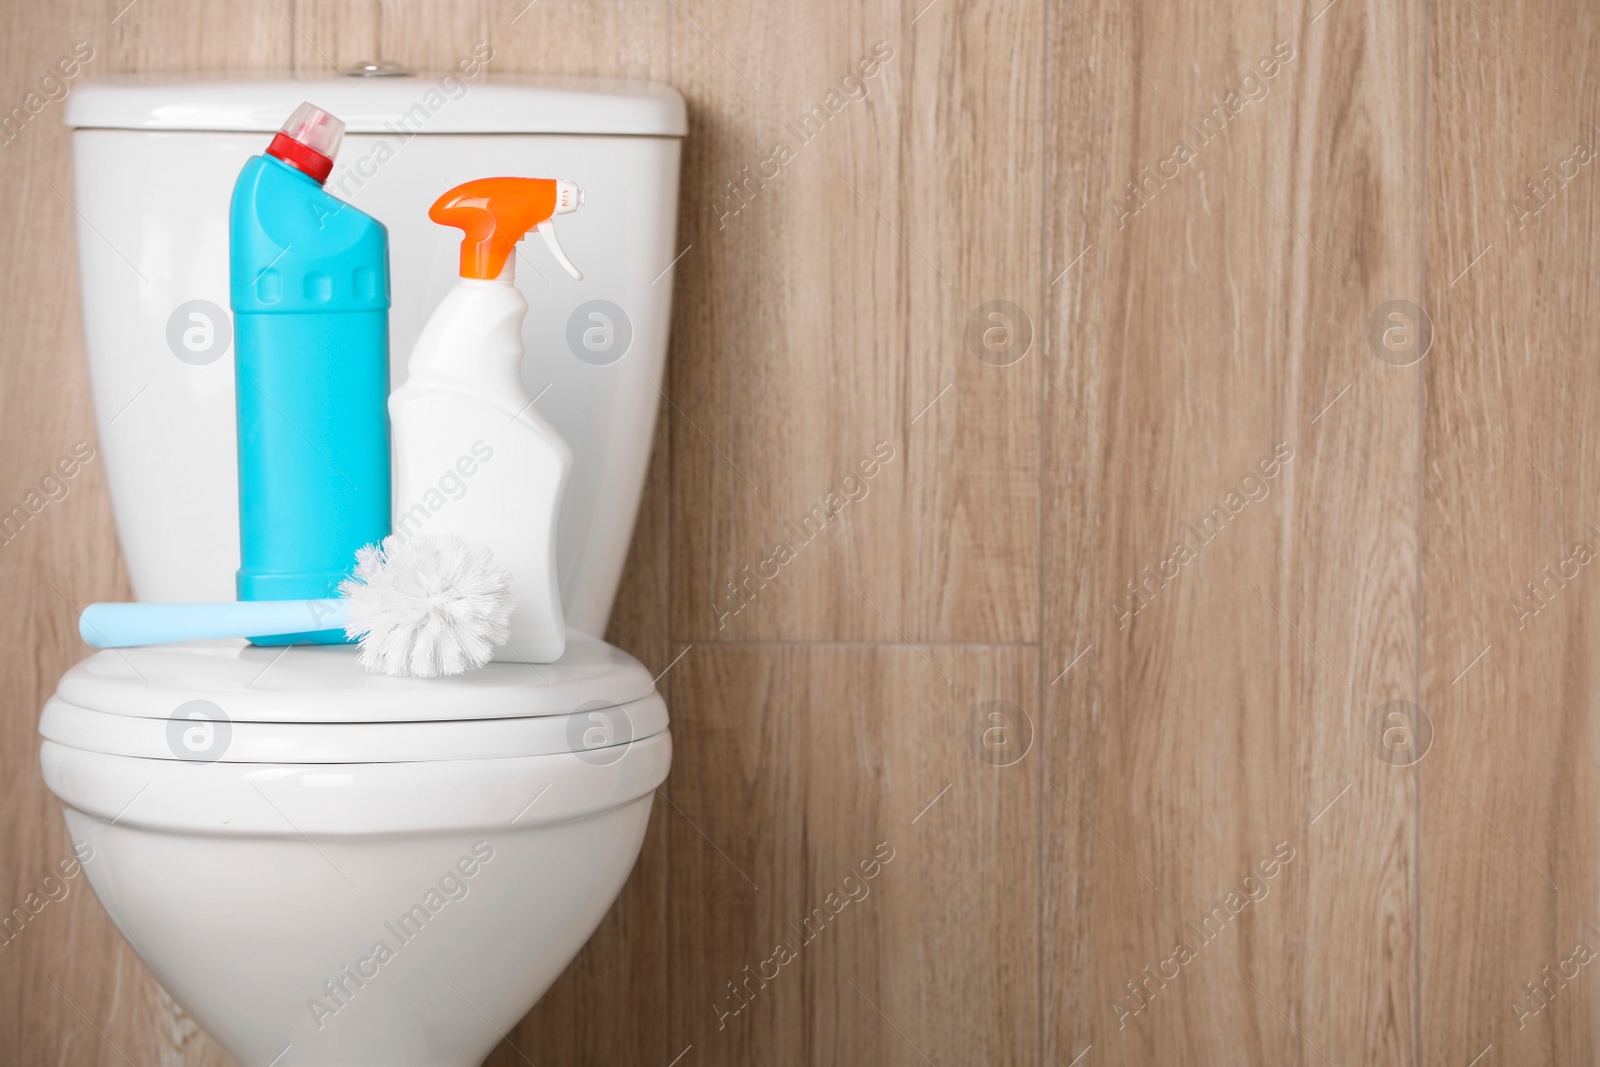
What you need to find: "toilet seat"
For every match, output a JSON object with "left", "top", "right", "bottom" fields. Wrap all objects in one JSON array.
[
  {"left": 40, "top": 632, "right": 666, "bottom": 764},
  {"left": 42, "top": 738, "right": 672, "bottom": 834},
  {"left": 50, "top": 632, "right": 655, "bottom": 722}
]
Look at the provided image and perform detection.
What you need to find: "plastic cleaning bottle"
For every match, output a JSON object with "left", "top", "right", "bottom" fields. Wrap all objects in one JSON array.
[
  {"left": 389, "top": 177, "right": 583, "bottom": 663},
  {"left": 230, "top": 102, "right": 391, "bottom": 645}
]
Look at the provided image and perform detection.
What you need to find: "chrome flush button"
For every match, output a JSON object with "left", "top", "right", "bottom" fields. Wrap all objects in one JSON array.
[{"left": 340, "top": 60, "right": 412, "bottom": 77}]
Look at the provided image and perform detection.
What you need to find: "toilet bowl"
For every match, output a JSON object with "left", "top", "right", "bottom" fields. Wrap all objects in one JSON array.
[
  {"left": 45, "top": 72, "right": 685, "bottom": 1064},
  {"left": 41, "top": 634, "right": 667, "bottom": 1066}
]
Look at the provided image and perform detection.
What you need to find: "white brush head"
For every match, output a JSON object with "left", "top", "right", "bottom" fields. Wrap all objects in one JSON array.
[{"left": 339, "top": 534, "right": 514, "bottom": 678}]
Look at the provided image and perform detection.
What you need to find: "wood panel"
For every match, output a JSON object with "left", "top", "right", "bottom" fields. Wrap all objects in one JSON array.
[
  {"left": 1420, "top": 1, "right": 1600, "bottom": 1062},
  {"left": 377, "top": 0, "right": 489, "bottom": 74},
  {"left": 290, "top": 0, "right": 379, "bottom": 76},
  {"left": 666, "top": 0, "right": 908, "bottom": 644},
  {"left": 497, "top": 0, "right": 669, "bottom": 82},
  {"left": 667, "top": 0, "right": 1043, "bottom": 644},
  {"left": 1041, "top": 0, "right": 1424, "bottom": 1063},
  {"left": 666, "top": 645, "right": 1039, "bottom": 1066}
]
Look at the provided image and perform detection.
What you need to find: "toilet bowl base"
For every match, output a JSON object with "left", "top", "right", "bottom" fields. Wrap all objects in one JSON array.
[{"left": 62, "top": 797, "right": 652, "bottom": 1067}]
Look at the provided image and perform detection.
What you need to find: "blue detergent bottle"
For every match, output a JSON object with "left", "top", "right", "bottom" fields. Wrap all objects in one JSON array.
[{"left": 229, "top": 102, "right": 391, "bottom": 645}]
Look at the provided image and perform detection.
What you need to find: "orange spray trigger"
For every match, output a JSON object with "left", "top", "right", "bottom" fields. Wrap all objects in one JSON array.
[{"left": 429, "top": 177, "right": 584, "bottom": 281}]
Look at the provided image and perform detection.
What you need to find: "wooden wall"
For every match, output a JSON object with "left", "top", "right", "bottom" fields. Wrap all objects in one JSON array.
[{"left": 1, "top": 0, "right": 1596, "bottom": 1063}]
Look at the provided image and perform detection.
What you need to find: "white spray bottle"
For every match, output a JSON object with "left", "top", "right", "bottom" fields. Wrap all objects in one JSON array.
[{"left": 389, "top": 177, "right": 584, "bottom": 663}]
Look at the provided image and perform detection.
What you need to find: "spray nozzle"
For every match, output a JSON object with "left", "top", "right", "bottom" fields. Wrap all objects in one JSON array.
[
  {"left": 265, "top": 101, "right": 344, "bottom": 185},
  {"left": 429, "top": 177, "right": 584, "bottom": 282}
]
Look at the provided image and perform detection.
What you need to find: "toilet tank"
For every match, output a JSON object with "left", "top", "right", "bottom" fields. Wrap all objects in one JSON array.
[{"left": 63, "top": 74, "right": 684, "bottom": 637}]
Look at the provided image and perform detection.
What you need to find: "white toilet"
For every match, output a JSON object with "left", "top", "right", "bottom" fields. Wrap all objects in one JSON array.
[{"left": 41, "top": 72, "right": 684, "bottom": 1066}]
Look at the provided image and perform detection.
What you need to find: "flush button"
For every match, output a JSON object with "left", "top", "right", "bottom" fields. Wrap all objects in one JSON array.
[{"left": 340, "top": 60, "right": 412, "bottom": 77}]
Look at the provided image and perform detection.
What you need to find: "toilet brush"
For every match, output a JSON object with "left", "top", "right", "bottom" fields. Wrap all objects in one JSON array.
[{"left": 78, "top": 534, "right": 515, "bottom": 678}]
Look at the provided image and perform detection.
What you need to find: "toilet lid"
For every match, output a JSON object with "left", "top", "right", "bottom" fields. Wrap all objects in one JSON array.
[
  {"left": 41, "top": 634, "right": 667, "bottom": 764},
  {"left": 51, "top": 633, "right": 656, "bottom": 723}
]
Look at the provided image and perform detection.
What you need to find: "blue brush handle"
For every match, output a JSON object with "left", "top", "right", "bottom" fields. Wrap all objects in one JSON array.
[{"left": 79, "top": 600, "right": 348, "bottom": 648}]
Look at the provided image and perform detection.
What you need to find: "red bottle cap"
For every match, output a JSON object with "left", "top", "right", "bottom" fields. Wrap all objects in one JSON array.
[{"left": 265, "top": 102, "right": 344, "bottom": 185}]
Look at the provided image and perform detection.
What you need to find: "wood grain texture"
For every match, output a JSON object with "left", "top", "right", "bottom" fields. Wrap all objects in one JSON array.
[
  {"left": 497, "top": 0, "right": 668, "bottom": 82},
  {"left": 1420, "top": 0, "right": 1600, "bottom": 1062},
  {"left": 667, "top": 0, "right": 1043, "bottom": 644},
  {"left": 1042, "top": 0, "right": 1423, "bottom": 1063},
  {"left": 666, "top": 645, "right": 1039, "bottom": 1066},
  {"left": 289, "top": 0, "right": 379, "bottom": 77},
  {"left": 377, "top": 0, "right": 489, "bottom": 74},
  {"left": 666, "top": 0, "right": 912, "bottom": 645}
]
